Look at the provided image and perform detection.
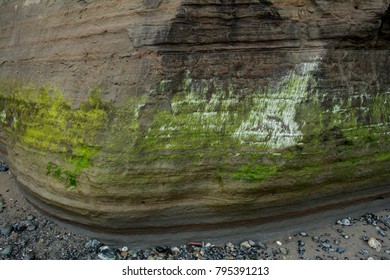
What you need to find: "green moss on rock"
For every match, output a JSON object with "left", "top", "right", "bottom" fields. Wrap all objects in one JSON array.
[{"left": 0, "top": 82, "right": 109, "bottom": 189}]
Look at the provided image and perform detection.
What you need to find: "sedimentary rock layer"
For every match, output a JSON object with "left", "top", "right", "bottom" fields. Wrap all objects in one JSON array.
[{"left": 0, "top": 0, "right": 389, "bottom": 236}]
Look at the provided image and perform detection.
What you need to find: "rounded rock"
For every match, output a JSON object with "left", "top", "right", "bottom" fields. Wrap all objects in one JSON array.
[
  {"left": 340, "top": 218, "right": 351, "bottom": 226},
  {"left": 170, "top": 247, "right": 180, "bottom": 255},
  {"left": 0, "top": 225, "right": 13, "bottom": 237},
  {"left": 85, "top": 239, "right": 100, "bottom": 249},
  {"left": 368, "top": 237, "right": 382, "bottom": 252},
  {"left": 121, "top": 246, "right": 129, "bottom": 252},
  {"left": 26, "top": 215, "right": 35, "bottom": 221},
  {"left": 240, "top": 241, "right": 251, "bottom": 250},
  {"left": 280, "top": 247, "right": 288, "bottom": 255},
  {"left": 336, "top": 247, "right": 345, "bottom": 254},
  {"left": 26, "top": 224, "right": 37, "bottom": 231},
  {"left": 0, "top": 245, "right": 13, "bottom": 256},
  {"left": 98, "top": 246, "right": 117, "bottom": 260},
  {"left": 276, "top": 241, "right": 282, "bottom": 246}
]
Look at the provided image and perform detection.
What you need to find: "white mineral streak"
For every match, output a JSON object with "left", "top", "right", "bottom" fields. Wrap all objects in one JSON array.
[
  {"left": 233, "top": 59, "right": 319, "bottom": 148},
  {"left": 163, "top": 58, "right": 321, "bottom": 149},
  {"left": 24, "top": 0, "right": 41, "bottom": 6}
]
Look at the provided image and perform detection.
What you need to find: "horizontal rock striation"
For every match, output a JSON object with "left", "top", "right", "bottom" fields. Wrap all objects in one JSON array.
[{"left": 0, "top": 0, "right": 389, "bottom": 240}]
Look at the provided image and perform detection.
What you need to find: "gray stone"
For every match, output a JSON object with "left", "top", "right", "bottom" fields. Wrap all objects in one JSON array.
[
  {"left": 258, "top": 241, "right": 267, "bottom": 250},
  {"left": 280, "top": 247, "right": 288, "bottom": 255},
  {"left": 23, "top": 252, "right": 35, "bottom": 260},
  {"left": 0, "top": 245, "right": 12, "bottom": 256},
  {"left": 0, "top": 225, "right": 13, "bottom": 237},
  {"left": 300, "top": 231, "right": 308, "bottom": 237},
  {"left": 368, "top": 237, "right": 382, "bottom": 252},
  {"left": 98, "top": 246, "right": 116, "bottom": 260},
  {"left": 378, "top": 229, "right": 386, "bottom": 237},
  {"left": 336, "top": 247, "right": 345, "bottom": 254},
  {"left": 85, "top": 239, "right": 100, "bottom": 249},
  {"left": 276, "top": 241, "right": 282, "bottom": 246},
  {"left": 26, "top": 224, "right": 37, "bottom": 231},
  {"left": 385, "top": 250, "right": 390, "bottom": 255},
  {"left": 359, "top": 248, "right": 369, "bottom": 255},
  {"left": 0, "top": 162, "right": 9, "bottom": 172},
  {"left": 248, "top": 240, "right": 256, "bottom": 247},
  {"left": 27, "top": 215, "right": 35, "bottom": 221}
]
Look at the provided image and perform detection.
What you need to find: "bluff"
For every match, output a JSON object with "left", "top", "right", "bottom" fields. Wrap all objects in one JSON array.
[{"left": 0, "top": 0, "right": 389, "bottom": 240}]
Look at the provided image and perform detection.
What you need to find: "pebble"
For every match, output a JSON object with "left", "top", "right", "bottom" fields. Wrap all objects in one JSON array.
[
  {"left": 248, "top": 240, "right": 256, "bottom": 247},
  {"left": 26, "top": 224, "right": 37, "bottom": 231},
  {"left": 276, "top": 241, "right": 282, "bottom": 246},
  {"left": 339, "top": 218, "right": 351, "bottom": 226},
  {"left": 258, "top": 241, "right": 267, "bottom": 250},
  {"left": 300, "top": 232, "right": 308, "bottom": 237},
  {"left": 0, "top": 245, "right": 13, "bottom": 256},
  {"left": 27, "top": 215, "right": 35, "bottom": 221},
  {"left": 1, "top": 225, "right": 13, "bottom": 237},
  {"left": 359, "top": 248, "right": 369, "bottom": 255},
  {"left": 367, "top": 257, "right": 375, "bottom": 260},
  {"left": 336, "top": 247, "right": 345, "bottom": 254},
  {"left": 13, "top": 223, "right": 27, "bottom": 232},
  {"left": 385, "top": 250, "right": 390, "bottom": 255},
  {"left": 98, "top": 246, "right": 116, "bottom": 260},
  {"left": 298, "top": 247, "right": 305, "bottom": 256},
  {"left": 240, "top": 241, "right": 251, "bottom": 250},
  {"left": 121, "top": 246, "right": 129, "bottom": 252},
  {"left": 312, "top": 236, "right": 320, "bottom": 243},
  {"left": 226, "top": 243, "right": 235, "bottom": 251},
  {"left": 170, "top": 247, "right": 180, "bottom": 255},
  {"left": 378, "top": 229, "right": 386, "bottom": 237},
  {"left": 334, "top": 240, "right": 340, "bottom": 245},
  {"left": 23, "top": 252, "right": 35, "bottom": 260},
  {"left": 85, "top": 239, "right": 100, "bottom": 249},
  {"left": 367, "top": 237, "right": 382, "bottom": 252},
  {"left": 280, "top": 247, "right": 288, "bottom": 255},
  {"left": 0, "top": 161, "right": 9, "bottom": 172}
]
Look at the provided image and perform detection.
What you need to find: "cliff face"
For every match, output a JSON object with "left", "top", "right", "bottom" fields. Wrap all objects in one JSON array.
[{"left": 0, "top": 0, "right": 389, "bottom": 238}]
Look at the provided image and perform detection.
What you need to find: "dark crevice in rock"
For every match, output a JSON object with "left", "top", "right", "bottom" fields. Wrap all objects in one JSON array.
[{"left": 377, "top": 5, "right": 390, "bottom": 43}]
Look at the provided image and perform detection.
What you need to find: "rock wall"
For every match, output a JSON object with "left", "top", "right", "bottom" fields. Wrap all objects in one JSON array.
[{"left": 0, "top": 0, "right": 389, "bottom": 238}]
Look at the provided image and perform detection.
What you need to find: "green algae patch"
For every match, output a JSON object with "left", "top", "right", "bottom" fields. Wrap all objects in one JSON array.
[
  {"left": 0, "top": 82, "right": 109, "bottom": 189},
  {"left": 232, "top": 164, "right": 278, "bottom": 181}
]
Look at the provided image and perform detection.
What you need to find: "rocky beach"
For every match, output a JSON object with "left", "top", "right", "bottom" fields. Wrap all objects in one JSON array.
[{"left": 1, "top": 164, "right": 389, "bottom": 260}]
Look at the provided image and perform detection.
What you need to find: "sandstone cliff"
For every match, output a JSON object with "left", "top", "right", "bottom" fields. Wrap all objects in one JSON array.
[{"left": 0, "top": 0, "right": 389, "bottom": 239}]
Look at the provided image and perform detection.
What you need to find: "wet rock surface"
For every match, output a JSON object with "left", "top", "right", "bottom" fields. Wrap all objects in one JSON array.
[{"left": 1, "top": 171, "right": 390, "bottom": 260}]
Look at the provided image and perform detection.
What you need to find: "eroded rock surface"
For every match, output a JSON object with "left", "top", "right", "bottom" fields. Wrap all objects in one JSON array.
[{"left": 0, "top": 0, "right": 389, "bottom": 237}]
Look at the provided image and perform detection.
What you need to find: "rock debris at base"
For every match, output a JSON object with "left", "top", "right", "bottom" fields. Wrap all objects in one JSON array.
[{"left": 1, "top": 172, "right": 390, "bottom": 260}]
